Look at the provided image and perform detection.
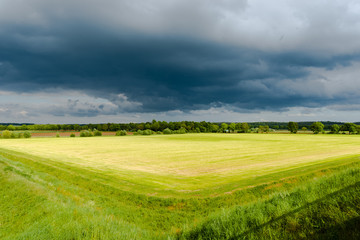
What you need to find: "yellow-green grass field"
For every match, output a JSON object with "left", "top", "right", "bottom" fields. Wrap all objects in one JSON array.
[{"left": 1, "top": 133, "right": 360, "bottom": 239}]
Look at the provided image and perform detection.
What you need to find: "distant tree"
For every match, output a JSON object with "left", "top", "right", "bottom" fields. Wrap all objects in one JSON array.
[
  {"left": 288, "top": 122, "right": 298, "bottom": 134},
  {"left": 241, "top": 123, "right": 250, "bottom": 133},
  {"left": 73, "top": 124, "right": 81, "bottom": 131},
  {"left": 356, "top": 125, "right": 360, "bottom": 135},
  {"left": 102, "top": 124, "right": 109, "bottom": 131},
  {"left": 151, "top": 120, "right": 160, "bottom": 132},
  {"left": 137, "top": 123, "right": 144, "bottom": 130},
  {"left": 6, "top": 125, "right": 15, "bottom": 131},
  {"left": 221, "top": 123, "right": 229, "bottom": 133},
  {"left": 258, "top": 125, "right": 269, "bottom": 133},
  {"left": 20, "top": 125, "right": 28, "bottom": 130},
  {"left": 229, "top": 123, "right": 236, "bottom": 133},
  {"left": 340, "top": 123, "right": 357, "bottom": 134},
  {"left": 310, "top": 122, "right": 324, "bottom": 134},
  {"left": 210, "top": 124, "right": 219, "bottom": 133},
  {"left": 330, "top": 124, "right": 340, "bottom": 134},
  {"left": 302, "top": 127, "right": 307, "bottom": 132}
]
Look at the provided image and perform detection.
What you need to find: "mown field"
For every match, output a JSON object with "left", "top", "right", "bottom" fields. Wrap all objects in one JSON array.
[{"left": 1, "top": 133, "right": 360, "bottom": 239}]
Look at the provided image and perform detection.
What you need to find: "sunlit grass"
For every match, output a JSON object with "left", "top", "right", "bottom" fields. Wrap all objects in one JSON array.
[
  {"left": 1, "top": 133, "right": 360, "bottom": 239},
  {"left": 0, "top": 134, "right": 359, "bottom": 197}
]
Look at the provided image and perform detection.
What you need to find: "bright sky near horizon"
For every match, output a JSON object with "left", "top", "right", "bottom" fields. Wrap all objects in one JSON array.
[{"left": 1, "top": 0, "right": 360, "bottom": 123}]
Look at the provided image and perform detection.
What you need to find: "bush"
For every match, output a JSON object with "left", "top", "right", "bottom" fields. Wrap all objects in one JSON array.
[
  {"left": 23, "top": 131, "right": 32, "bottom": 138},
  {"left": 143, "top": 129, "right": 153, "bottom": 135},
  {"left": 115, "top": 130, "right": 127, "bottom": 136},
  {"left": 56, "top": 132, "right": 60, "bottom": 138},
  {"left": 93, "top": 130, "right": 102, "bottom": 136},
  {"left": 10, "top": 132, "right": 18, "bottom": 138},
  {"left": 135, "top": 129, "right": 153, "bottom": 135},
  {"left": 80, "top": 130, "right": 93, "bottom": 137},
  {"left": 174, "top": 127, "right": 187, "bottom": 134},
  {"left": 2, "top": 130, "right": 11, "bottom": 139},
  {"left": 70, "top": 133, "right": 76, "bottom": 137},
  {"left": 163, "top": 128, "right": 172, "bottom": 134}
]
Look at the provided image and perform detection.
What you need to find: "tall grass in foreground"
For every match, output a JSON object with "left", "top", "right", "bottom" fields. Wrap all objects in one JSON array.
[
  {"left": 0, "top": 148, "right": 359, "bottom": 239},
  {"left": 178, "top": 166, "right": 360, "bottom": 239}
]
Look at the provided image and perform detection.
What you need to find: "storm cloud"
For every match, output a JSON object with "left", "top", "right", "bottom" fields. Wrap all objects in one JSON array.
[{"left": 1, "top": 0, "right": 360, "bottom": 121}]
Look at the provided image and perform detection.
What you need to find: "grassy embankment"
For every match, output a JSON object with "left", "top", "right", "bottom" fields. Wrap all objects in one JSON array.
[{"left": 0, "top": 134, "right": 359, "bottom": 239}]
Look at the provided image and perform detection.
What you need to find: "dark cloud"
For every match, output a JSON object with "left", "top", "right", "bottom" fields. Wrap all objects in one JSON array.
[
  {"left": 1, "top": 0, "right": 360, "bottom": 118},
  {"left": 1, "top": 24, "right": 360, "bottom": 113}
]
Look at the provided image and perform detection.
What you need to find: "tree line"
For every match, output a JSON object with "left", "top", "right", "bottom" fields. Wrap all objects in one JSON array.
[
  {"left": 1, "top": 121, "right": 359, "bottom": 134},
  {"left": 0, "top": 121, "right": 251, "bottom": 133},
  {"left": 287, "top": 121, "right": 360, "bottom": 134}
]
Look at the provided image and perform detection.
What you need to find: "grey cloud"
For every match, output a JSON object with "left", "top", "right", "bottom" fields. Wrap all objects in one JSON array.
[
  {"left": 1, "top": 0, "right": 360, "bottom": 53},
  {"left": 1, "top": 0, "right": 360, "bottom": 118}
]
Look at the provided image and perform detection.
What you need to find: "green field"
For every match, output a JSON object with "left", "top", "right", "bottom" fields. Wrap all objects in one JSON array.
[{"left": 1, "top": 133, "right": 360, "bottom": 239}]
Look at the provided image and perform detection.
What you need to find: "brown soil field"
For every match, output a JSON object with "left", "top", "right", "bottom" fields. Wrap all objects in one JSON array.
[{"left": 31, "top": 131, "right": 119, "bottom": 137}]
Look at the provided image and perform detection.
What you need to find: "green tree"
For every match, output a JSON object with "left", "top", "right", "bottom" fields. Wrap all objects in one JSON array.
[
  {"left": 229, "top": 123, "right": 236, "bottom": 133},
  {"left": 310, "top": 122, "right": 324, "bottom": 134},
  {"left": 221, "top": 123, "right": 229, "bottom": 133},
  {"left": 6, "top": 125, "right": 15, "bottom": 131},
  {"left": 330, "top": 124, "right": 340, "bottom": 134},
  {"left": 241, "top": 123, "right": 250, "bottom": 133},
  {"left": 151, "top": 120, "right": 160, "bottom": 132},
  {"left": 287, "top": 122, "right": 298, "bottom": 134},
  {"left": 73, "top": 124, "right": 81, "bottom": 131},
  {"left": 341, "top": 123, "right": 357, "bottom": 134},
  {"left": 302, "top": 127, "right": 307, "bottom": 132},
  {"left": 258, "top": 125, "right": 269, "bottom": 133},
  {"left": 356, "top": 125, "right": 360, "bottom": 135},
  {"left": 210, "top": 124, "right": 219, "bottom": 133}
]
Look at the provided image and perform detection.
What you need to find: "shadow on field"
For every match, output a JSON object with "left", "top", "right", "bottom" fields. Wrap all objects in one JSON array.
[
  {"left": 231, "top": 181, "right": 360, "bottom": 240},
  {"left": 309, "top": 216, "right": 360, "bottom": 240}
]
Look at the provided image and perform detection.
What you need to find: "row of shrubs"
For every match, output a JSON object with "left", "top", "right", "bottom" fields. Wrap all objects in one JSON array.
[
  {"left": 0, "top": 128, "right": 189, "bottom": 139},
  {"left": 115, "top": 130, "right": 127, "bottom": 136},
  {"left": 79, "top": 130, "right": 103, "bottom": 137},
  {"left": 133, "top": 127, "right": 188, "bottom": 136},
  {"left": 0, "top": 130, "right": 32, "bottom": 139},
  {"left": 79, "top": 128, "right": 187, "bottom": 137}
]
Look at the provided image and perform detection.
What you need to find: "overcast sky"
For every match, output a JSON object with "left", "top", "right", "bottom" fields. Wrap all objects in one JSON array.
[{"left": 1, "top": 0, "right": 360, "bottom": 123}]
